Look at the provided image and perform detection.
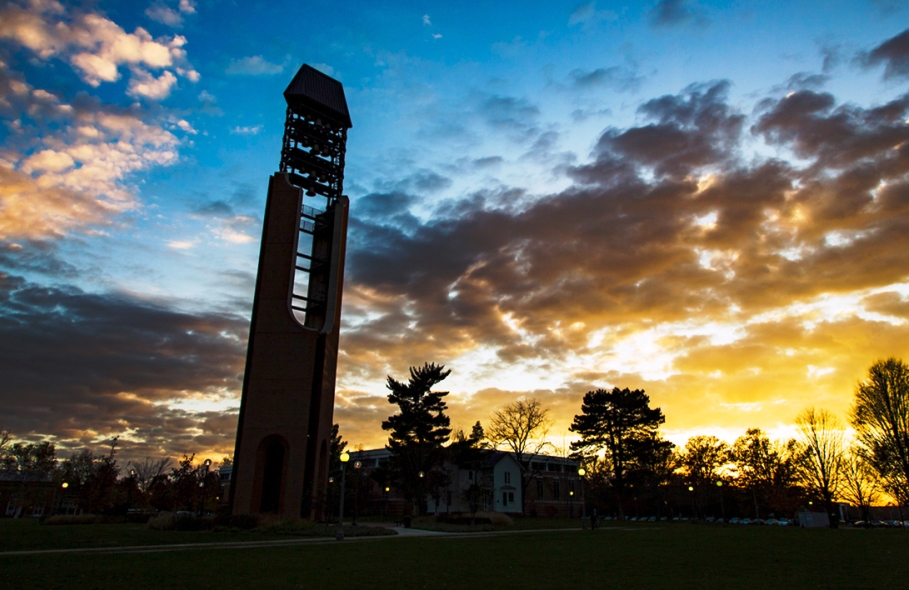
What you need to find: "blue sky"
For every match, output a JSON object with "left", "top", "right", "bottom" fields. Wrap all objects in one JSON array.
[{"left": 1, "top": 0, "right": 908, "bottom": 461}]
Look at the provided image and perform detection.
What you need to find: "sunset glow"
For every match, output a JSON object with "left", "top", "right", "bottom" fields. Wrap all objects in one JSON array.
[{"left": 1, "top": 0, "right": 908, "bottom": 464}]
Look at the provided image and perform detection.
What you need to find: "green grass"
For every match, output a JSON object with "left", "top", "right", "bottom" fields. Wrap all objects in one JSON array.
[
  {"left": 0, "top": 518, "right": 392, "bottom": 552},
  {"left": 2, "top": 519, "right": 909, "bottom": 589}
]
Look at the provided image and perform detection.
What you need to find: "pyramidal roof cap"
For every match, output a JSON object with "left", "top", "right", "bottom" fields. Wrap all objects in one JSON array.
[{"left": 283, "top": 64, "right": 352, "bottom": 129}]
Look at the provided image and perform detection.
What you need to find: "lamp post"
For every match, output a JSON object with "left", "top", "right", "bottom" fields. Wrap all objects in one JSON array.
[
  {"left": 384, "top": 486, "right": 390, "bottom": 516},
  {"left": 198, "top": 459, "right": 212, "bottom": 516},
  {"left": 418, "top": 470, "right": 425, "bottom": 516},
  {"left": 578, "top": 467, "right": 587, "bottom": 529},
  {"left": 688, "top": 485, "right": 695, "bottom": 519},
  {"left": 353, "top": 460, "right": 362, "bottom": 525},
  {"left": 717, "top": 480, "right": 725, "bottom": 522},
  {"left": 127, "top": 468, "right": 136, "bottom": 514},
  {"left": 336, "top": 452, "right": 350, "bottom": 541}
]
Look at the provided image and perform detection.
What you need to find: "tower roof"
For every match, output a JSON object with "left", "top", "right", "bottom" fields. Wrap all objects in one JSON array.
[{"left": 283, "top": 64, "right": 352, "bottom": 129}]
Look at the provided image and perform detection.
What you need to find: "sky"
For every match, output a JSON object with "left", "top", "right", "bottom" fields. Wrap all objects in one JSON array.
[{"left": 1, "top": 0, "right": 909, "bottom": 465}]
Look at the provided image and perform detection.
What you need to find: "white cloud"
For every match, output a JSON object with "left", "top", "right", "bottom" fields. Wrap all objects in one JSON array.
[
  {"left": 0, "top": 1, "right": 198, "bottom": 98},
  {"left": 21, "top": 149, "right": 75, "bottom": 173},
  {"left": 127, "top": 68, "right": 178, "bottom": 100},
  {"left": 167, "top": 239, "right": 196, "bottom": 249},
  {"left": 145, "top": 4, "right": 183, "bottom": 27},
  {"left": 213, "top": 226, "right": 255, "bottom": 244},
  {"left": 311, "top": 62, "right": 334, "bottom": 76},
  {"left": 176, "top": 119, "right": 196, "bottom": 134},
  {"left": 146, "top": 0, "right": 196, "bottom": 26},
  {"left": 423, "top": 14, "right": 431, "bottom": 26},
  {"left": 230, "top": 125, "right": 263, "bottom": 135},
  {"left": 225, "top": 55, "right": 285, "bottom": 76},
  {"left": 433, "top": 33, "right": 443, "bottom": 40}
]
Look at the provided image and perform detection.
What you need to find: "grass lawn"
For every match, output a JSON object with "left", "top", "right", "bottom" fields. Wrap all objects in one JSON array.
[{"left": 2, "top": 519, "right": 908, "bottom": 589}]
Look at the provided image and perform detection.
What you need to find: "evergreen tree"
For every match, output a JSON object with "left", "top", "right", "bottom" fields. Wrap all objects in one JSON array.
[
  {"left": 569, "top": 387, "right": 671, "bottom": 518},
  {"left": 382, "top": 362, "right": 452, "bottom": 515}
]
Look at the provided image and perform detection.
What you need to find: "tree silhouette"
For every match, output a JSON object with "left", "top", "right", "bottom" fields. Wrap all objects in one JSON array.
[
  {"left": 851, "top": 358, "right": 909, "bottom": 507},
  {"left": 731, "top": 428, "right": 801, "bottom": 519},
  {"left": 569, "top": 387, "right": 670, "bottom": 519},
  {"left": 487, "top": 398, "right": 552, "bottom": 515},
  {"left": 795, "top": 407, "right": 844, "bottom": 527},
  {"left": 382, "top": 362, "right": 452, "bottom": 515}
]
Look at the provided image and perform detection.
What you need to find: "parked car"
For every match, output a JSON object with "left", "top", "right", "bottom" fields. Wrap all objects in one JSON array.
[{"left": 729, "top": 518, "right": 741, "bottom": 524}]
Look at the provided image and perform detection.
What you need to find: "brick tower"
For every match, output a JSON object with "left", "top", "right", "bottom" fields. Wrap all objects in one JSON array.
[{"left": 230, "top": 65, "right": 351, "bottom": 519}]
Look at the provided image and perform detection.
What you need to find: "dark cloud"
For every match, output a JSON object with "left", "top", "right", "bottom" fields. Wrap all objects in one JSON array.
[
  {"left": 781, "top": 72, "right": 830, "bottom": 92},
  {"left": 753, "top": 90, "right": 909, "bottom": 170},
  {"left": 338, "top": 78, "right": 909, "bottom": 387},
  {"left": 0, "top": 240, "right": 79, "bottom": 278},
  {"left": 0, "top": 274, "right": 247, "bottom": 461},
  {"left": 568, "top": 66, "right": 643, "bottom": 93},
  {"left": 648, "top": 0, "right": 707, "bottom": 28},
  {"left": 193, "top": 200, "right": 234, "bottom": 217},
  {"left": 478, "top": 95, "right": 541, "bottom": 142},
  {"left": 580, "top": 81, "right": 744, "bottom": 178},
  {"left": 858, "top": 28, "right": 909, "bottom": 80}
]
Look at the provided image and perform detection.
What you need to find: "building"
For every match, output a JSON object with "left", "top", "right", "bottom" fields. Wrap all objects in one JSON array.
[
  {"left": 354, "top": 449, "right": 583, "bottom": 517},
  {"left": 219, "top": 449, "right": 584, "bottom": 519}
]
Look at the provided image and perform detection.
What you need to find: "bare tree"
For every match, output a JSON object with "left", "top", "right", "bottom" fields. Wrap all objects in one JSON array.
[
  {"left": 795, "top": 407, "right": 845, "bottom": 527},
  {"left": 851, "top": 358, "right": 909, "bottom": 510},
  {"left": 487, "top": 398, "right": 552, "bottom": 515},
  {"left": 131, "top": 457, "right": 173, "bottom": 492},
  {"left": 840, "top": 450, "right": 880, "bottom": 522}
]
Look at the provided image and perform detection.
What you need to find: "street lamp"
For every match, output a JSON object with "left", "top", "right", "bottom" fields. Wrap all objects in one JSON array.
[
  {"left": 198, "top": 459, "right": 212, "bottom": 516},
  {"left": 578, "top": 467, "right": 587, "bottom": 529},
  {"left": 717, "top": 480, "right": 725, "bottom": 522},
  {"left": 336, "top": 452, "right": 350, "bottom": 541},
  {"left": 353, "top": 460, "right": 362, "bottom": 525},
  {"left": 128, "top": 468, "right": 137, "bottom": 513}
]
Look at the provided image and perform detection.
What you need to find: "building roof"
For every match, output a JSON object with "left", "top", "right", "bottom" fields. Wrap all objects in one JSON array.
[
  {"left": 283, "top": 64, "right": 352, "bottom": 129},
  {"left": 0, "top": 470, "right": 53, "bottom": 483}
]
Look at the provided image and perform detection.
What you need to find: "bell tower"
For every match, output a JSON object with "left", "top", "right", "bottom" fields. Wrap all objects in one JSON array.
[{"left": 230, "top": 65, "right": 352, "bottom": 519}]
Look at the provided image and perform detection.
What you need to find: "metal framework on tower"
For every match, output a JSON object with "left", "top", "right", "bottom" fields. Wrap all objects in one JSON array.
[{"left": 278, "top": 65, "right": 352, "bottom": 325}]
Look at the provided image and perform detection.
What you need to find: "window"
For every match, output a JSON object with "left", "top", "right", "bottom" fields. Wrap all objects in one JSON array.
[
  {"left": 508, "top": 492, "right": 514, "bottom": 504},
  {"left": 553, "top": 480, "right": 561, "bottom": 500},
  {"left": 536, "top": 478, "right": 544, "bottom": 497},
  {"left": 503, "top": 491, "right": 508, "bottom": 505},
  {"left": 504, "top": 471, "right": 511, "bottom": 484}
]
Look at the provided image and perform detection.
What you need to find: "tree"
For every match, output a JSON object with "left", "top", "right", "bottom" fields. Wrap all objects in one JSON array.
[
  {"left": 382, "top": 362, "right": 452, "bottom": 515},
  {"left": 487, "top": 398, "right": 552, "bottom": 515},
  {"left": 731, "top": 428, "right": 801, "bottom": 519},
  {"left": 569, "top": 387, "right": 670, "bottom": 519},
  {"left": 794, "top": 407, "right": 845, "bottom": 527},
  {"left": 679, "top": 436, "right": 730, "bottom": 518},
  {"left": 130, "top": 457, "right": 173, "bottom": 492},
  {"left": 850, "top": 358, "right": 909, "bottom": 507},
  {"left": 840, "top": 450, "right": 880, "bottom": 522}
]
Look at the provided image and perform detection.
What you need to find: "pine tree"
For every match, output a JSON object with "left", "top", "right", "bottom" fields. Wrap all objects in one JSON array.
[{"left": 382, "top": 362, "right": 452, "bottom": 514}]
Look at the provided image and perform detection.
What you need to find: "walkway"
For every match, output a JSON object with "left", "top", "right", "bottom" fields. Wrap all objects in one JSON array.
[{"left": 0, "top": 525, "right": 635, "bottom": 557}]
